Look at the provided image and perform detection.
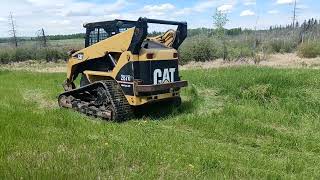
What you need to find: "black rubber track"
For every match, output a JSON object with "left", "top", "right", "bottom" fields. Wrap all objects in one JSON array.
[{"left": 58, "top": 80, "right": 134, "bottom": 121}]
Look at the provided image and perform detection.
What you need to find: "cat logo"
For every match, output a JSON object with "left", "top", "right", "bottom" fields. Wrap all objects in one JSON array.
[
  {"left": 153, "top": 68, "right": 176, "bottom": 85},
  {"left": 76, "top": 53, "right": 84, "bottom": 60}
]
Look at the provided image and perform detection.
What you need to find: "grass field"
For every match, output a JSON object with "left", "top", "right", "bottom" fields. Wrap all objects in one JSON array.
[{"left": 1, "top": 67, "right": 320, "bottom": 179}]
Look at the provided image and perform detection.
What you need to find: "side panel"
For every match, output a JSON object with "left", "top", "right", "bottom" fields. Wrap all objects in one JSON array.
[
  {"left": 115, "top": 62, "right": 135, "bottom": 96},
  {"left": 66, "top": 28, "right": 136, "bottom": 81}
]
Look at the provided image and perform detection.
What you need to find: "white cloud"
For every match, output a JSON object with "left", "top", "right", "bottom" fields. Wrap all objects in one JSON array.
[
  {"left": 61, "top": 0, "right": 129, "bottom": 17},
  {"left": 276, "top": 0, "right": 295, "bottom": 5},
  {"left": 175, "top": 8, "right": 193, "bottom": 15},
  {"left": 50, "top": 20, "right": 71, "bottom": 25},
  {"left": 139, "top": 3, "right": 176, "bottom": 17},
  {"left": 244, "top": 0, "right": 256, "bottom": 6},
  {"left": 142, "top": 3, "right": 175, "bottom": 14},
  {"left": 176, "top": 0, "right": 237, "bottom": 14},
  {"left": 240, "top": 10, "right": 255, "bottom": 16},
  {"left": 268, "top": 10, "right": 279, "bottom": 14},
  {"left": 218, "top": 4, "right": 234, "bottom": 13},
  {"left": 1, "top": 0, "right": 132, "bottom": 36},
  {"left": 104, "top": 0, "right": 130, "bottom": 13},
  {"left": 63, "top": 2, "right": 94, "bottom": 17},
  {"left": 65, "top": 10, "right": 91, "bottom": 17},
  {"left": 194, "top": 1, "right": 219, "bottom": 12},
  {"left": 26, "top": 0, "right": 67, "bottom": 8},
  {"left": 103, "top": 14, "right": 121, "bottom": 19}
]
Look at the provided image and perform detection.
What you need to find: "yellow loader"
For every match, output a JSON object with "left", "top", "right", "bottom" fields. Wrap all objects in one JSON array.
[{"left": 58, "top": 17, "right": 188, "bottom": 121}]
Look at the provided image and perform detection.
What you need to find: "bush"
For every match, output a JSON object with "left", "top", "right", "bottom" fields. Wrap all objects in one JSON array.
[
  {"left": 0, "top": 47, "right": 67, "bottom": 64},
  {"left": 179, "top": 36, "right": 220, "bottom": 64},
  {"left": 227, "top": 45, "right": 254, "bottom": 61},
  {"left": 297, "top": 42, "right": 320, "bottom": 58},
  {"left": 179, "top": 35, "right": 258, "bottom": 64},
  {"left": 0, "top": 50, "right": 12, "bottom": 64},
  {"left": 266, "top": 39, "right": 297, "bottom": 54}
]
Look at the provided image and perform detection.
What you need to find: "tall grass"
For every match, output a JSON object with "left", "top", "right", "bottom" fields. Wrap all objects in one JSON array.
[
  {"left": 265, "top": 39, "right": 297, "bottom": 54},
  {"left": 1, "top": 67, "right": 320, "bottom": 178},
  {"left": 297, "top": 41, "right": 320, "bottom": 58}
]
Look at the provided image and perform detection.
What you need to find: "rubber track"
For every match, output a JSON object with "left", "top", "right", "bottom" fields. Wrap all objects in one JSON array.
[
  {"left": 102, "top": 80, "right": 134, "bottom": 121},
  {"left": 58, "top": 80, "right": 133, "bottom": 121}
]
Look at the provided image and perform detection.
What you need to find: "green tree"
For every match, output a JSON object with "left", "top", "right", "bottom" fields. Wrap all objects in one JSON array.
[{"left": 213, "top": 9, "right": 229, "bottom": 60}]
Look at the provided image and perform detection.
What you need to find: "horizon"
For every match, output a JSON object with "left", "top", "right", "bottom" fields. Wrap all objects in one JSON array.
[
  {"left": 0, "top": 0, "right": 319, "bottom": 37},
  {"left": 0, "top": 19, "right": 315, "bottom": 39}
]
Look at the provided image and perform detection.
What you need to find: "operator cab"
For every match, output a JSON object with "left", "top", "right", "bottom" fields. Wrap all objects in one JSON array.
[
  {"left": 83, "top": 18, "right": 187, "bottom": 51},
  {"left": 84, "top": 20, "right": 137, "bottom": 47}
]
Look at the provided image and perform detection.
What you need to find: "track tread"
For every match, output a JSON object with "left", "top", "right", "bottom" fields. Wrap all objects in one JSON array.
[
  {"left": 101, "top": 80, "right": 134, "bottom": 121},
  {"left": 58, "top": 80, "right": 134, "bottom": 121}
]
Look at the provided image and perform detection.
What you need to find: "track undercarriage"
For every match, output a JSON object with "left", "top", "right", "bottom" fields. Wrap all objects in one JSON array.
[{"left": 58, "top": 80, "right": 134, "bottom": 121}]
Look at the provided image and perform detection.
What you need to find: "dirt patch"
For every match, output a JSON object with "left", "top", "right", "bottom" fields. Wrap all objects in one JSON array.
[
  {"left": 180, "top": 59, "right": 248, "bottom": 70},
  {"left": 0, "top": 60, "right": 66, "bottom": 73},
  {"left": 23, "top": 89, "right": 57, "bottom": 109},
  {"left": 260, "top": 53, "right": 320, "bottom": 68},
  {"left": 181, "top": 53, "right": 320, "bottom": 70}
]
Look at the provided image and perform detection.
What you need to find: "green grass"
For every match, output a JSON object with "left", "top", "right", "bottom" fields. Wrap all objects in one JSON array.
[{"left": 1, "top": 67, "right": 320, "bottom": 179}]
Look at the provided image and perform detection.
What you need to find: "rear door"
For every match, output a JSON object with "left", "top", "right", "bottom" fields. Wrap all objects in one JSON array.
[{"left": 133, "top": 60, "right": 179, "bottom": 85}]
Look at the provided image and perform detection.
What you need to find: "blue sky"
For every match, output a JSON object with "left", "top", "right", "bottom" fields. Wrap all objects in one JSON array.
[{"left": 0, "top": 0, "right": 319, "bottom": 37}]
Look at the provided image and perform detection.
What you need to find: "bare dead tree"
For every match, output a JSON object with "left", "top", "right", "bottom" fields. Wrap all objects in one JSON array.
[
  {"left": 41, "top": 28, "right": 47, "bottom": 47},
  {"left": 254, "top": 14, "right": 259, "bottom": 50},
  {"left": 292, "top": 0, "right": 297, "bottom": 28},
  {"left": 8, "top": 12, "right": 18, "bottom": 47},
  {"left": 291, "top": 0, "right": 304, "bottom": 44},
  {"left": 35, "top": 28, "right": 48, "bottom": 48}
]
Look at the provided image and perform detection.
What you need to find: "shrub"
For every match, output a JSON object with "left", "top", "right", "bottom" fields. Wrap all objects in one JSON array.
[
  {"left": 43, "top": 48, "right": 68, "bottom": 62},
  {"left": 0, "top": 47, "right": 67, "bottom": 64},
  {"left": 179, "top": 36, "right": 259, "bottom": 64},
  {"left": 179, "top": 36, "right": 220, "bottom": 64},
  {"left": 227, "top": 45, "right": 254, "bottom": 61},
  {"left": 266, "top": 39, "right": 297, "bottom": 54},
  {"left": 297, "top": 42, "right": 320, "bottom": 58},
  {"left": 14, "top": 48, "right": 34, "bottom": 62},
  {"left": 190, "top": 38, "right": 214, "bottom": 62},
  {"left": 0, "top": 50, "right": 12, "bottom": 64},
  {"left": 252, "top": 52, "right": 269, "bottom": 64}
]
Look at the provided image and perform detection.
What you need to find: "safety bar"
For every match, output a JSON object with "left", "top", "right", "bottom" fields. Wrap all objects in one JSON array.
[{"left": 141, "top": 18, "right": 187, "bottom": 26}]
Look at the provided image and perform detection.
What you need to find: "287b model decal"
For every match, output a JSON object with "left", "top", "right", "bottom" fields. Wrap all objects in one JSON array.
[{"left": 120, "top": 74, "right": 132, "bottom": 82}]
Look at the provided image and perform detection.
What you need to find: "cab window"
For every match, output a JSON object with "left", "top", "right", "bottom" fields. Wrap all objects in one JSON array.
[{"left": 89, "top": 28, "right": 110, "bottom": 46}]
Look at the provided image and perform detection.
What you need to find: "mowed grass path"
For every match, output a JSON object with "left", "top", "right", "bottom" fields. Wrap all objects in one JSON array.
[{"left": 1, "top": 67, "right": 320, "bottom": 179}]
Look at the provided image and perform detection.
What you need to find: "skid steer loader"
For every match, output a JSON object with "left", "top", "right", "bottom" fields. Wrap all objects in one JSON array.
[{"left": 58, "top": 17, "right": 188, "bottom": 121}]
